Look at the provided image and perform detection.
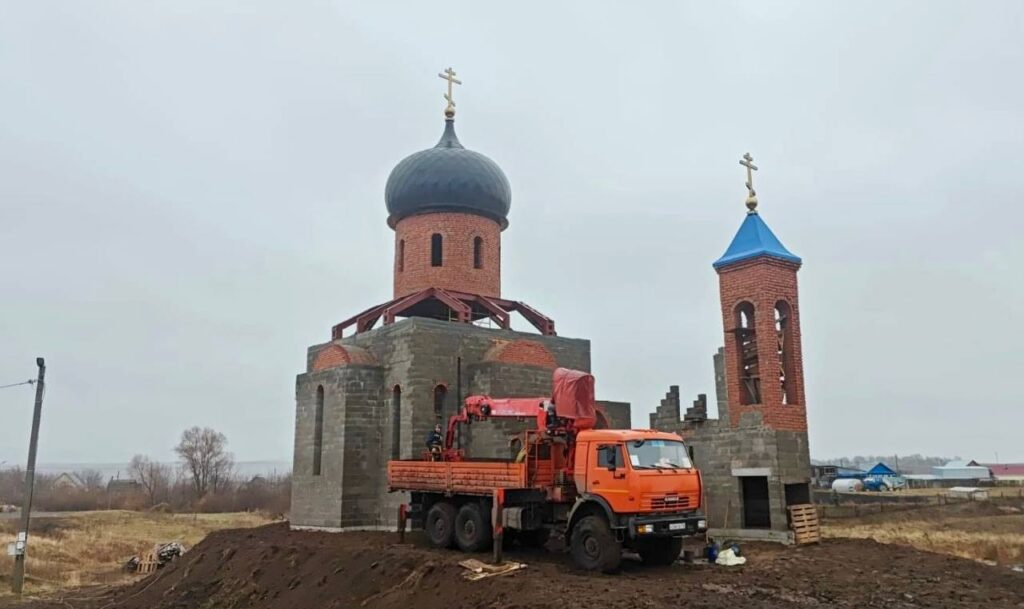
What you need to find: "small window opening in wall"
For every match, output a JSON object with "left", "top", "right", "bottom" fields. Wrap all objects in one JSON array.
[
  {"left": 784, "top": 482, "right": 811, "bottom": 506},
  {"left": 433, "top": 384, "right": 447, "bottom": 421},
  {"left": 735, "top": 301, "right": 761, "bottom": 404},
  {"left": 473, "top": 236, "right": 483, "bottom": 269},
  {"left": 398, "top": 239, "right": 405, "bottom": 272},
  {"left": 313, "top": 385, "right": 324, "bottom": 476},
  {"left": 391, "top": 386, "right": 402, "bottom": 460},
  {"left": 431, "top": 233, "right": 443, "bottom": 267}
]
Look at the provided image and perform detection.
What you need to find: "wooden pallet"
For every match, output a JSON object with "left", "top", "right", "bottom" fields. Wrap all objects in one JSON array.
[
  {"left": 788, "top": 503, "right": 821, "bottom": 545},
  {"left": 136, "top": 552, "right": 159, "bottom": 574}
]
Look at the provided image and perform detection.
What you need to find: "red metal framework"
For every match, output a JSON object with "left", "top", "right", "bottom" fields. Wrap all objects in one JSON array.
[{"left": 331, "top": 287, "right": 556, "bottom": 339}]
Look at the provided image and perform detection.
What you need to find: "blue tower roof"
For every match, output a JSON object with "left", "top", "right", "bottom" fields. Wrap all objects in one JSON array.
[{"left": 713, "top": 212, "right": 801, "bottom": 269}]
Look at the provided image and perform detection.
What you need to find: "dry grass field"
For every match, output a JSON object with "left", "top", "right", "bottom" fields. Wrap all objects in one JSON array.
[
  {"left": 0, "top": 511, "right": 273, "bottom": 597},
  {"left": 822, "top": 500, "right": 1024, "bottom": 565}
]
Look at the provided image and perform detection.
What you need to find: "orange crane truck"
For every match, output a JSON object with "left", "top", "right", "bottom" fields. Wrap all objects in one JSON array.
[{"left": 388, "top": 368, "right": 706, "bottom": 572}]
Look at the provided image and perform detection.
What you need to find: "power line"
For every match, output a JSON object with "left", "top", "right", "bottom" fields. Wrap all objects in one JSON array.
[{"left": 0, "top": 380, "right": 35, "bottom": 390}]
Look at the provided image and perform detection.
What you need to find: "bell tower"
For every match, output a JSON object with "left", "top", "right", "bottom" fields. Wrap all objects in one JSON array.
[{"left": 714, "top": 153, "right": 807, "bottom": 433}]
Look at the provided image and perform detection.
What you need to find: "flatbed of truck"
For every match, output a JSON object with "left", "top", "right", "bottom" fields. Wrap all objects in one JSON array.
[{"left": 388, "top": 459, "right": 555, "bottom": 495}]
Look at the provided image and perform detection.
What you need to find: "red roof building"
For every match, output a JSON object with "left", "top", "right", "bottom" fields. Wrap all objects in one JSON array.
[{"left": 980, "top": 463, "right": 1024, "bottom": 479}]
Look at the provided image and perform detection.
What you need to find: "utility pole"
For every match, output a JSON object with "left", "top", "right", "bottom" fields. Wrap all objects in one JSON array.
[{"left": 11, "top": 357, "right": 45, "bottom": 595}]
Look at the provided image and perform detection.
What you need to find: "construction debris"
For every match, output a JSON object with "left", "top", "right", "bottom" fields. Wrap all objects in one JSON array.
[
  {"left": 458, "top": 558, "right": 527, "bottom": 581},
  {"left": 123, "top": 542, "right": 185, "bottom": 574}
]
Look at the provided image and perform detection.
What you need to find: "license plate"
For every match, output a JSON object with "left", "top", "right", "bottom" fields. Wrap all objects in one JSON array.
[{"left": 669, "top": 522, "right": 686, "bottom": 531}]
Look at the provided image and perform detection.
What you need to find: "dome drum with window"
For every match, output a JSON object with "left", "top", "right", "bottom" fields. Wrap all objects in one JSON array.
[{"left": 387, "top": 116, "right": 509, "bottom": 299}]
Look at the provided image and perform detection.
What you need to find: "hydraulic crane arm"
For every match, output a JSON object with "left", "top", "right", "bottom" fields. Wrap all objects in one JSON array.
[
  {"left": 444, "top": 396, "right": 554, "bottom": 450},
  {"left": 440, "top": 367, "right": 599, "bottom": 457}
]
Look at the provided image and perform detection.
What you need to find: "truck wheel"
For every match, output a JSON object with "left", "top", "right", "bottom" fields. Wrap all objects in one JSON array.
[
  {"left": 454, "top": 503, "right": 493, "bottom": 552},
  {"left": 636, "top": 537, "right": 683, "bottom": 566},
  {"left": 425, "top": 502, "right": 457, "bottom": 548},
  {"left": 570, "top": 515, "right": 621, "bottom": 573}
]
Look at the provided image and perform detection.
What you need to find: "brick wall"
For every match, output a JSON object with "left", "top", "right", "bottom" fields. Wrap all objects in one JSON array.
[
  {"left": 717, "top": 257, "right": 808, "bottom": 432},
  {"left": 393, "top": 212, "right": 501, "bottom": 298},
  {"left": 311, "top": 344, "right": 378, "bottom": 371},
  {"left": 483, "top": 339, "right": 557, "bottom": 368}
]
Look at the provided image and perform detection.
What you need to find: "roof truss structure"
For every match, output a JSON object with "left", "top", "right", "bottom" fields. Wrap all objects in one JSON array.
[{"left": 331, "top": 287, "right": 556, "bottom": 339}]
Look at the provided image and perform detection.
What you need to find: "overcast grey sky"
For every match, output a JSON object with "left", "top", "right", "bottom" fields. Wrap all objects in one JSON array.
[{"left": 2, "top": 1, "right": 1022, "bottom": 466}]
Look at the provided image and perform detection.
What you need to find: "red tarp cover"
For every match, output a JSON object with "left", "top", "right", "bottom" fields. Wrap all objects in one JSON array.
[{"left": 552, "top": 367, "right": 597, "bottom": 430}]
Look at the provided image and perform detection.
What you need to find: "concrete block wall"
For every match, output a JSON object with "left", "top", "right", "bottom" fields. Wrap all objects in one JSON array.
[
  {"left": 463, "top": 361, "right": 558, "bottom": 459},
  {"left": 649, "top": 386, "right": 682, "bottom": 430},
  {"left": 293, "top": 317, "right": 628, "bottom": 530},
  {"left": 339, "top": 369, "right": 386, "bottom": 527},
  {"left": 291, "top": 364, "right": 383, "bottom": 529},
  {"left": 713, "top": 347, "right": 728, "bottom": 421},
  {"left": 595, "top": 400, "right": 631, "bottom": 429},
  {"left": 654, "top": 406, "right": 812, "bottom": 532}
]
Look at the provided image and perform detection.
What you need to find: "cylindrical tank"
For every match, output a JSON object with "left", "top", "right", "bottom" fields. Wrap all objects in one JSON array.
[{"left": 832, "top": 478, "right": 863, "bottom": 492}]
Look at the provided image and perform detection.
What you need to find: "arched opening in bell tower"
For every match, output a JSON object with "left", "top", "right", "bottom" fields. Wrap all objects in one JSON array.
[
  {"left": 775, "top": 300, "right": 795, "bottom": 405},
  {"left": 734, "top": 301, "right": 761, "bottom": 405}
]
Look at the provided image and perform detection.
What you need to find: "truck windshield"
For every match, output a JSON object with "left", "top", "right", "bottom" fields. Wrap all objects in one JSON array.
[{"left": 627, "top": 439, "right": 692, "bottom": 470}]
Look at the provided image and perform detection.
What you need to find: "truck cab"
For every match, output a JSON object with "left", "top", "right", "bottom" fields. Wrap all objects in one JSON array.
[{"left": 568, "top": 429, "right": 705, "bottom": 571}]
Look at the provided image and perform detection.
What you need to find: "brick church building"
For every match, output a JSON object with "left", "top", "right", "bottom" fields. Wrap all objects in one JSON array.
[
  {"left": 290, "top": 91, "right": 630, "bottom": 531},
  {"left": 291, "top": 77, "right": 812, "bottom": 539}
]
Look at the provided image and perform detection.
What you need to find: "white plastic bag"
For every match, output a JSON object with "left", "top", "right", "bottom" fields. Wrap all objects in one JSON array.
[{"left": 714, "top": 547, "right": 747, "bottom": 566}]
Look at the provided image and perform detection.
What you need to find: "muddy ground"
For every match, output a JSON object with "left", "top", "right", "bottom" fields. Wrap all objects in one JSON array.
[{"left": 6, "top": 522, "right": 1024, "bottom": 609}]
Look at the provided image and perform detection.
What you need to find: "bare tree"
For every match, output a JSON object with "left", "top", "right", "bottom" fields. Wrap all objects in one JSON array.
[
  {"left": 76, "top": 469, "right": 105, "bottom": 491},
  {"left": 175, "top": 427, "right": 234, "bottom": 498},
  {"left": 129, "top": 455, "right": 171, "bottom": 505}
]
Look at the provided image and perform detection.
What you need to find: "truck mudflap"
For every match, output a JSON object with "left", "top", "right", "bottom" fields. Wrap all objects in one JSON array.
[{"left": 626, "top": 512, "right": 707, "bottom": 539}]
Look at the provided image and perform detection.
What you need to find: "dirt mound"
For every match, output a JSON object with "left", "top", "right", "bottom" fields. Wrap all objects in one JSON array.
[{"left": 10, "top": 523, "right": 1024, "bottom": 609}]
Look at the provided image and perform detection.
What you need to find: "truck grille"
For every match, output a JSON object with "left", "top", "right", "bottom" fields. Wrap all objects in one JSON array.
[{"left": 642, "top": 494, "right": 692, "bottom": 512}]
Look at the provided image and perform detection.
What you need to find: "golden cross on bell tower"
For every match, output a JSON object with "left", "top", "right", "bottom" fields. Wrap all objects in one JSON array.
[
  {"left": 438, "top": 67, "right": 462, "bottom": 118},
  {"left": 739, "top": 152, "right": 759, "bottom": 213}
]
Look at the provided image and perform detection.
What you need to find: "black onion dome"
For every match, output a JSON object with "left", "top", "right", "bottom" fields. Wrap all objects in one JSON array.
[{"left": 385, "top": 119, "right": 511, "bottom": 229}]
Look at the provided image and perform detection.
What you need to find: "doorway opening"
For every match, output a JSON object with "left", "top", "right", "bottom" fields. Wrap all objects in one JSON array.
[
  {"left": 740, "top": 476, "right": 771, "bottom": 528},
  {"left": 784, "top": 482, "right": 811, "bottom": 506}
]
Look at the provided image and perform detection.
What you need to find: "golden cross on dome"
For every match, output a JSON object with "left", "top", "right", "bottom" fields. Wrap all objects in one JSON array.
[
  {"left": 438, "top": 67, "right": 462, "bottom": 117},
  {"left": 739, "top": 152, "right": 759, "bottom": 213}
]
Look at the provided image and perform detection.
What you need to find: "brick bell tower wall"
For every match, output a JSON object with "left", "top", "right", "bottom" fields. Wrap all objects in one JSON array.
[
  {"left": 717, "top": 257, "right": 807, "bottom": 432},
  {"left": 393, "top": 212, "right": 501, "bottom": 298}
]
